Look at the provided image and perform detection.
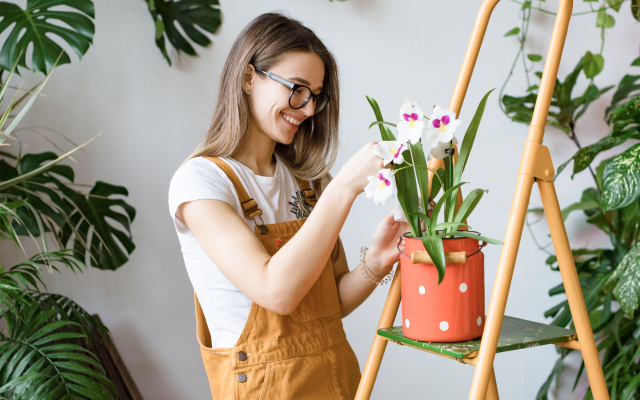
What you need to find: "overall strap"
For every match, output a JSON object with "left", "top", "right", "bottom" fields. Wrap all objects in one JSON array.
[
  {"left": 294, "top": 176, "right": 318, "bottom": 208},
  {"left": 205, "top": 157, "right": 263, "bottom": 220}
]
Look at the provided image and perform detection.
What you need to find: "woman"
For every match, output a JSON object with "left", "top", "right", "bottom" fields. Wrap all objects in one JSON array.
[{"left": 168, "top": 12, "right": 408, "bottom": 399}]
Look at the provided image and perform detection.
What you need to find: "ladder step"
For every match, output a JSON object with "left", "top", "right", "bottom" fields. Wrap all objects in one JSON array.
[{"left": 377, "top": 316, "right": 577, "bottom": 359}]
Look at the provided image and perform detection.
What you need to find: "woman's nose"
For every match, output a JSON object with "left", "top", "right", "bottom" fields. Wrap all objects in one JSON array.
[{"left": 300, "top": 99, "right": 315, "bottom": 117}]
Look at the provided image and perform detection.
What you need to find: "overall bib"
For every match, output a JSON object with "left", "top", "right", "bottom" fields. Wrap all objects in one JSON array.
[{"left": 194, "top": 157, "right": 361, "bottom": 399}]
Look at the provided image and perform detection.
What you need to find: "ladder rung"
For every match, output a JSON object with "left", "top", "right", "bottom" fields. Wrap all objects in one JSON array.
[{"left": 377, "top": 315, "right": 577, "bottom": 360}]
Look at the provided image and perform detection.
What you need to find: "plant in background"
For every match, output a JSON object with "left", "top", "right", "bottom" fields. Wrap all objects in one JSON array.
[
  {"left": 501, "top": 0, "right": 640, "bottom": 398},
  {"left": 0, "top": 0, "right": 221, "bottom": 75},
  {"left": 0, "top": 59, "right": 136, "bottom": 398},
  {"left": 363, "top": 91, "right": 502, "bottom": 284}
]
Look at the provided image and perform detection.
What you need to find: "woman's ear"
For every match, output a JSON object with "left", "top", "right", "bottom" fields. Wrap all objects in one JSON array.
[{"left": 243, "top": 64, "right": 255, "bottom": 95}]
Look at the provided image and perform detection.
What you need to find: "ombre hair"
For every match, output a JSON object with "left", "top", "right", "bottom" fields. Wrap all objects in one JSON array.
[{"left": 187, "top": 13, "right": 340, "bottom": 195}]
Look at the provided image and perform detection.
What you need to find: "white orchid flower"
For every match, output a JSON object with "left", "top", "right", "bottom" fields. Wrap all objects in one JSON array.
[
  {"left": 430, "top": 136, "right": 459, "bottom": 160},
  {"left": 425, "top": 105, "right": 463, "bottom": 149},
  {"left": 365, "top": 168, "right": 396, "bottom": 205},
  {"left": 397, "top": 98, "right": 426, "bottom": 145},
  {"left": 373, "top": 141, "right": 406, "bottom": 166}
]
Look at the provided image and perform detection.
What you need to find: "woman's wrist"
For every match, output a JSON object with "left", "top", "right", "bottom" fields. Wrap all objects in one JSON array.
[{"left": 364, "top": 247, "right": 391, "bottom": 276}]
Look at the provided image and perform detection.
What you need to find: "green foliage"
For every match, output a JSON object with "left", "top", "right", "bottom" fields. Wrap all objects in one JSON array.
[
  {"left": 0, "top": 0, "right": 95, "bottom": 74},
  {"left": 502, "top": 2, "right": 640, "bottom": 396},
  {"left": 0, "top": 53, "right": 134, "bottom": 398},
  {"left": 145, "top": 0, "right": 222, "bottom": 66}
]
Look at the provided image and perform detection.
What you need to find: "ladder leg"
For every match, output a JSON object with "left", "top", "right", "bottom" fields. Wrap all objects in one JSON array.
[
  {"left": 538, "top": 180, "right": 610, "bottom": 400},
  {"left": 486, "top": 367, "right": 499, "bottom": 400},
  {"left": 468, "top": 174, "right": 536, "bottom": 400},
  {"left": 355, "top": 265, "right": 403, "bottom": 400}
]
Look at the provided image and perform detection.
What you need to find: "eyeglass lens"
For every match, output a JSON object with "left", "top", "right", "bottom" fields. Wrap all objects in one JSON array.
[{"left": 290, "top": 87, "right": 328, "bottom": 115}]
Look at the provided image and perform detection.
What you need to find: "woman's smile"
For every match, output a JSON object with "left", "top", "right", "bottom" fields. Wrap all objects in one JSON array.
[{"left": 281, "top": 112, "right": 303, "bottom": 129}]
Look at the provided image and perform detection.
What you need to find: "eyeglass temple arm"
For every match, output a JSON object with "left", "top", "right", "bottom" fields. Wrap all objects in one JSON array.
[{"left": 254, "top": 67, "right": 294, "bottom": 89}]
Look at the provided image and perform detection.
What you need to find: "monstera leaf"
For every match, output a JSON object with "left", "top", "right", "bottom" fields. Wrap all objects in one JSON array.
[
  {"left": 0, "top": 0, "right": 95, "bottom": 74},
  {"left": 0, "top": 151, "right": 136, "bottom": 271},
  {"left": 61, "top": 181, "right": 136, "bottom": 271},
  {"left": 601, "top": 143, "right": 640, "bottom": 211},
  {"left": 146, "top": 0, "right": 221, "bottom": 66}
]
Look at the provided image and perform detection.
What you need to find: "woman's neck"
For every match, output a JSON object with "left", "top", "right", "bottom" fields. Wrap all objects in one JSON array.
[{"left": 231, "top": 124, "right": 277, "bottom": 177}]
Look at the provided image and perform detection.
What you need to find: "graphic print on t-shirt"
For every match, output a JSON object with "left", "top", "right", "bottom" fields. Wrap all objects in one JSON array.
[{"left": 289, "top": 190, "right": 313, "bottom": 219}]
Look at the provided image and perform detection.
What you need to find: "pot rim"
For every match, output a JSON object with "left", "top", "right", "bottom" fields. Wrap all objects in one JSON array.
[{"left": 401, "top": 230, "right": 483, "bottom": 240}]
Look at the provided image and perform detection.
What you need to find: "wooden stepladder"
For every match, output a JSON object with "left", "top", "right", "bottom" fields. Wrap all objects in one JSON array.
[{"left": 355, "top": 0, "right": 611, "bottom": 399}]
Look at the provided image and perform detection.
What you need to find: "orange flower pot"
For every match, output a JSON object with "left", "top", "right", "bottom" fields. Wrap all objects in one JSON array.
[{"left": 400, "top": 233, "right": 485, "bottom": 342}]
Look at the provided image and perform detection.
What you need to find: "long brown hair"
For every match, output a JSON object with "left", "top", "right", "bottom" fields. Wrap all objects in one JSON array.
[{"left": 187, "top": 13, "right": 340, "bottom": 194}]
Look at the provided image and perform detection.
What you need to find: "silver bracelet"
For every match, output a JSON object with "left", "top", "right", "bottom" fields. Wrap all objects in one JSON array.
[{"left": 359, "top": 246, "right": 394, "bottom": 286}]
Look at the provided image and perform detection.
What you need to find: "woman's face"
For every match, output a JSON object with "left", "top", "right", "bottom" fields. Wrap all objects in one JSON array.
[{"left": 244, "top": 51, "right": 325, "bottom": 145}]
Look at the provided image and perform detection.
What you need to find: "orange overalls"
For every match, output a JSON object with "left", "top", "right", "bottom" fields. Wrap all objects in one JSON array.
[{"left": 194, "top": 157, "right": 361, "bottom": 399}]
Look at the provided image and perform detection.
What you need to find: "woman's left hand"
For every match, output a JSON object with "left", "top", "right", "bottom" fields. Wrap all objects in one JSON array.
[{"left": 366, "top": 208, "right": 410, "bottom": 276}]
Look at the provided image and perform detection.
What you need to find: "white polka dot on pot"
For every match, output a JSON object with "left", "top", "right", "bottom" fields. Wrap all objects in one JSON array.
[
  {"left": 439, "top": 321, "right": 449, "bottom": 331},
  {"left": 459, "top": 283, "right": 467, "bottom": 292},
  {"left": 418, "top": 285, "right": 425, "bottom": 295},
  {"left": 477, "top": 316, "right": 482, "bottom": 326},
  {"left": 405, "top": 319, "right": 410, "bottom": 328}
]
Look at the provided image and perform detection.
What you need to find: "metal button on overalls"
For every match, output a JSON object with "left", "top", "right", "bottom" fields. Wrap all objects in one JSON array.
[{"left": 194, "top": 157, "right": 362, "bottom": 399}]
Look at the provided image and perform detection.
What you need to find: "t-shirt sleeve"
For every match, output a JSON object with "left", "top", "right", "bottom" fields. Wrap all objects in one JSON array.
[{"left": 168, "top": 157, "right": 238, "bottom": 234}]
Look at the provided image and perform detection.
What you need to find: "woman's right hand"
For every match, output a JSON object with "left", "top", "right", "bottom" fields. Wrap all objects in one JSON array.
[{"left": 335, "top": 142, "right": 385, "bottom": 198}]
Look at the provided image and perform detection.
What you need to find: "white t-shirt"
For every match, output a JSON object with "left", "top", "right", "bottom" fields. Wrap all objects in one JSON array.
[{"left": 168, "top": 153, "right": 314, "bottom": 348}]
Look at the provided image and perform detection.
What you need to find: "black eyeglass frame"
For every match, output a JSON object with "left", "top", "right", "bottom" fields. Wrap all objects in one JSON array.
[{"left": 254, "top": 67, "right": 329, "bottom": 114}]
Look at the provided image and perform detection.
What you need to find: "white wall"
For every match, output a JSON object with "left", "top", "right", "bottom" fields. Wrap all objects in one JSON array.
[{"left": 12, "top": 0, "right": 638, "bottom": 398}]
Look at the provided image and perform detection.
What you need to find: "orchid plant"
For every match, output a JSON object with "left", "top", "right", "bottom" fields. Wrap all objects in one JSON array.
[{"left": 364, "top": 89, "right": 502, "bottom": 284}]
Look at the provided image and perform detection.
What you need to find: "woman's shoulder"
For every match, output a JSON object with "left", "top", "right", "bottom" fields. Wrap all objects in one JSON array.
[
  {"left": 168, "top": 157, "right": 237, "bottom": 206},
  {"left": 171, "top": 156, "right": 233, "bottom": 185}
]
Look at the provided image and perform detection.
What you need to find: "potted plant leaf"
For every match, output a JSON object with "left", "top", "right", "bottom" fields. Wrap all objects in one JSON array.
[{"left": 364, "top": 89, "right": 502, "bottom": 342}]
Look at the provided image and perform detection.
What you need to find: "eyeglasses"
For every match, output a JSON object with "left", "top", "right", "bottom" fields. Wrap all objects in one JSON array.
[{"left": 254, "top": 67, "right": 329, "bottom": 115}]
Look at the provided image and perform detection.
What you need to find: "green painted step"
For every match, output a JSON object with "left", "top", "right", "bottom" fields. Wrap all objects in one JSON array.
[{"left": 377, "top": 316, "right": 577, "bottom": 359}]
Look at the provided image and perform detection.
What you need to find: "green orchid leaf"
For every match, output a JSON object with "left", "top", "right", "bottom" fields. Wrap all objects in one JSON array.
[
  {"left": 605, "top": 244, "right": 640, "bottom": 317},
  {"left": 421, "top": 235, "right": 446, "bottom": 284},
  {"left": 504, "top": 27, "right": 520, "bottom": 37},
  {"left": 434, "top": 222, "right": 471, "bottom": 231},
  {"left": 146, "top": 0, "right": 221, "bottom": 66},
  {"left": 429, "top": 168, "right": 445, "bottom": 201},
  {"left": 366, "top": 96, "right": 397, "bottom": 141},
  {"left": 633, "top": 0, "right": 640, "bottom": 21},
  {"left": 453, "top": 188, "right": 487, "bottom": 225},
  {"left": 368, "top": 121, "right": 397, "bottom": 129},
  {"left": 0, "top": 0, "right": 95, "bottom": 74},
  {"left": 410, "top": 142, "right": 430, "bottom": 213},
  {"left": 455, "top": 89, "right": 494, "bottom": 182},
  {"left": 442, "top": 230, "right": 503, "bottom": 245},
  {"left": 430, "top": 182, "right": 467, "bottom": 233},
  {"left": 601, "top": 143, "right": 640, "bottom": 211},
  {"left": 528, "top": 54, "right": 543, "bottom": 62},
  {"left": 581, "top": 51, "right": 605, "bottom": 79}
]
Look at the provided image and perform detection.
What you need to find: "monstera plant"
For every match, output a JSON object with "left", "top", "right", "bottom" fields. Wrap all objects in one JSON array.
[
  {"left": 501, "top": 0, "right": 640, "bottom": 397},
  {"left": 0, "top": 0, "right": 221, "bottom": 75}
]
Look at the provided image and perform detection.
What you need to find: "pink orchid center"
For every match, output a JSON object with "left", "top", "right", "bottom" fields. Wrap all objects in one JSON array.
[
  {"left": 391, "top": 144, "right": 404, "bottom": 158},
  {"left": 432, "top": 115, "right": 451, "bottom": 132},
  {"left": 378, "top": 172, "right": 391, "bottom": 188},
  {"left": 403, "top": 113, "right": 419, "bottom": 128}
]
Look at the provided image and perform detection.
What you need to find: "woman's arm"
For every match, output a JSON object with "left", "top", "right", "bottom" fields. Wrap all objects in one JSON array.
[
  {"left": 333, "top": 209, "right": 409, "bottom": 317},
  {"left": 178, "top": 142, "right": 384, "bottom": 315}
]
